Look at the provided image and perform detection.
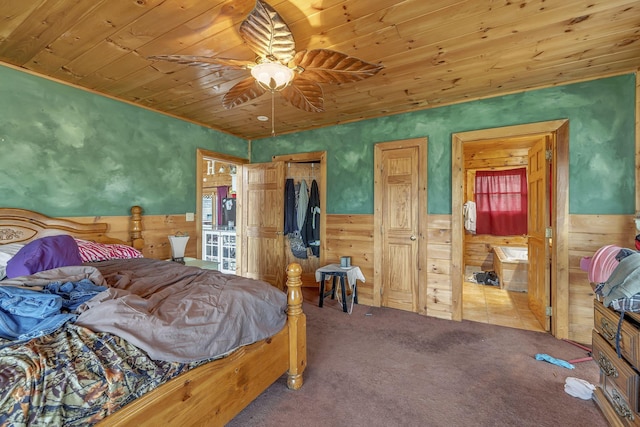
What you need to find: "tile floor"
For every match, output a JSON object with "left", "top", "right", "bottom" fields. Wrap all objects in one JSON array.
[{"left": 462, "top": 281, "right": 545, "bottom": 332}]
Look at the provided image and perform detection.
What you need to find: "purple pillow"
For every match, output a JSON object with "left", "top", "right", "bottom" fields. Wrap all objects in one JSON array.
[{"left": 6, "top": 235, "right": 82, "bottom": 278}]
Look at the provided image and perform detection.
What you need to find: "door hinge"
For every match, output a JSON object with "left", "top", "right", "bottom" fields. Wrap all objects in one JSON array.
[
  {"left": 546, "top": 306, "right": 552, "bottom": 316},
  {"left": 545, "top": 228, "right": 553, "bottom": 238},
  {"left": 545, "top": 150, "right": 552, "bottom": 160}
]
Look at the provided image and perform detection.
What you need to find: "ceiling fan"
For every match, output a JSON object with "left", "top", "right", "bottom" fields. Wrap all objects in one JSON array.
[{"left": 149, "top": 0, "right": 384, "bottom": 117}]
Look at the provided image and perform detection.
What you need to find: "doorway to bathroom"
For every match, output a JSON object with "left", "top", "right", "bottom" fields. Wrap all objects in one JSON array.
[{"left": 451, "top": 120, "right": 570, "bottom": 339}]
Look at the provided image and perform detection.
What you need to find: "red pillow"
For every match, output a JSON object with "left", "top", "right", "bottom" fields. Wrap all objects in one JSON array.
[{"left": 75, "top": 239, "right": 143, "bottom": 262}]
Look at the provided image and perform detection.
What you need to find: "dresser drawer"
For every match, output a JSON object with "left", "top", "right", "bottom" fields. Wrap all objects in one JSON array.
[
  {"left": 594, "top": 387, "right": 640, "bottom": 427},
  {"left": 594, "top": 301, "right": 640, "bottom": 366},
  {"left": 593, "top": 330, "right": 640, "bottom": 419}
]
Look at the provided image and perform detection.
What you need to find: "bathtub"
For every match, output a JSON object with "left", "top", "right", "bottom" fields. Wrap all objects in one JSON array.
[{"left": 492, "top": 246, "right": 528, "bottom": 292}]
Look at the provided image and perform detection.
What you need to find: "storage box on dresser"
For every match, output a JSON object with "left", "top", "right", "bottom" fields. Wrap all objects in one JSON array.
[{"left": 593, "top": 299, "right": 640, "bottom": 426}]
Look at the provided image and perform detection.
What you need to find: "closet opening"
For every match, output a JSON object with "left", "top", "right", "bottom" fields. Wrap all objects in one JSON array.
[
  {"left": 272, "top": 152, "right": 327, "bottom": 287},
  {"left": 284, "top": 161, "right": 321, "bottom": 279}
]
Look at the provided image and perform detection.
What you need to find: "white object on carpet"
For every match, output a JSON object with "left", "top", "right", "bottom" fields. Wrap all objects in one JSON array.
[{"left": 564, "top": 377, "right": 595, "bottom": 400}]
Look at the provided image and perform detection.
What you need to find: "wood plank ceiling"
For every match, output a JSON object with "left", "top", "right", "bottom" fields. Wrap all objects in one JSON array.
[{"left": 1, "top": 0, "right": 639, "bottom": 140}]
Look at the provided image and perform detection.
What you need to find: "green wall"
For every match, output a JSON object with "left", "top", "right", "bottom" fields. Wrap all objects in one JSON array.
[
  {"left": 252, "top": 74, "right": 636, "bottom": 215},
  {"left": 0, "top": 65, "right": 247, "bottom": 217},
  {"left": 0, "top": 64, "right": 635, "bottom": 217}
]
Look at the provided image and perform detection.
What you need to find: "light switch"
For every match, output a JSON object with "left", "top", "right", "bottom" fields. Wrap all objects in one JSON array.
[{"left": 186, "top": 212, "right": 195, "bottom": 222}]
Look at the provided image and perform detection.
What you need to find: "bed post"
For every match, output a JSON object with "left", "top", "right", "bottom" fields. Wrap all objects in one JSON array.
[
  {"left": 130, "top": 206, "right": 144, "bottom": 251},
  {"left": 286, "top": 263, "right": 306, "bottom": 390}
]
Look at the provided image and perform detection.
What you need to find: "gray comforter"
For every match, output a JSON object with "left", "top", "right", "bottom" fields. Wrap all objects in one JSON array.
[
  {"left": 79, "top": 258, "right": 287, "bottom": 362},
  {"left": 2, "top": 258, "right": 287, "bottom": 362}
]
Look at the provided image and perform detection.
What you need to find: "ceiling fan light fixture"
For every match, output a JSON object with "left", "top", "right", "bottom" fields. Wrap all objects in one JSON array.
[
  {"left": 251, "top": 62, "right": 294, "bottom": 91},
  {"left": 151, "top": 0, "right": 383, "bottom": 136}
]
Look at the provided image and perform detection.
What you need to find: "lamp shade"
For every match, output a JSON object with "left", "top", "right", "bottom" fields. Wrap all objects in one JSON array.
[
  {"left": 251, "top": 62, "right": 294, "bottom": 91},
  {"left": 168, "top": 234, "right": 189, "bottom": 261}
]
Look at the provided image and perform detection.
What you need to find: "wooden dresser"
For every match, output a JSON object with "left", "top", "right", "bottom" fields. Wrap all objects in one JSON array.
[{"left": 593, "top": 299, "right": 640, "bottom": 426}]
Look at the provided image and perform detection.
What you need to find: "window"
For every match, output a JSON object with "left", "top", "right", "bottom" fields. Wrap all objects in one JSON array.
[{"left": 475, "top": 168, "right": 527, "bottom": 236}]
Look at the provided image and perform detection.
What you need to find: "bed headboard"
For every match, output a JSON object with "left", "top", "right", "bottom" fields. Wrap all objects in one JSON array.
[{"left": 0, "top": 206, "right": 144, "bottom": 249}]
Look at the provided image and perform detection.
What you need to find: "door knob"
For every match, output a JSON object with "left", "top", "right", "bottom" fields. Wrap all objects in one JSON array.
[{"left": 410, "top": 235, "right": 417, "bottom": 241}]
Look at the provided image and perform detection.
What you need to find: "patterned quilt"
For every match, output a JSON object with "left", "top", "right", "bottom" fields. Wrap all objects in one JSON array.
[{"left": 0, "top": 323, "right": 202, "bottom": 426}]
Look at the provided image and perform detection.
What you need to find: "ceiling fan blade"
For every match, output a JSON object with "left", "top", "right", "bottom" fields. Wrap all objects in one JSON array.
[
  {"left": 222, "top": 77, "right": 267, "bottom": 109},
  {"left": 281, "top": 78, "right": 324, "bottom": 113},
  {"left": 239, "top": 0, "right": 296, "bottom": 64},
  {"left": 293, "top": 49, "right": 384, "bottom": 84},
  {"left": 149, "top": 54, "right": 252, "bottom": 70}
]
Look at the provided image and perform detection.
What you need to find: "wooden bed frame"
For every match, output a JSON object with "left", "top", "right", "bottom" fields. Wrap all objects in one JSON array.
[{"left": 0, "top": 206, "right": 306, "bottom": 426}]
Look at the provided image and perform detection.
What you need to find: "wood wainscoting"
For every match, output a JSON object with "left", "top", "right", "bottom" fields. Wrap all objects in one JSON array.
[
  {"left": 325, "top": 212, "right": 634, "bottom": 343},
  {"left": 568, "top": 214, "right": 635, "bottom": 343},
  {"left": 324, "top": 214, "right": 374, "bottom": 301},
  {"left": 425, "top": 215, "right": 453, "bottom": 320},
  {"left": 66, "top": 211, "right": 635, "bottom": 343},
  {"left": 325, "top": 214, "right": 453, "bottom": 319},
  {"left": 64, "top": 212, "right": 198, "bottom": 261}
]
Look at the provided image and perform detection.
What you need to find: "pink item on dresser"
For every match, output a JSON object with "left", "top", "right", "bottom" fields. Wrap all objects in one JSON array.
[
  {"left": 580, "top": 257, "right": 591, "bottom": 271},
  {"left": 588, "top": 245, "right": 622, "bottom": 284}
]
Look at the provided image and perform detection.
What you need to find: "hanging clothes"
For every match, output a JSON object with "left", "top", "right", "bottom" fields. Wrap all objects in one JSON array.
[
  {"left": 216, "top": 186, "right": 228, "bottom": 226},
  {"left": 297, "top": 179, "right": 309, "bottom": 234},
  {"left": 222, "top": 197, "right": 236, "bottom": 226},
  {"left": 288, "top": 233, "right": 308, "bottom": 259},
  {"left": 463, "top": 201, "right": 476, "bottom": 234},
  {"left": 288, "top": 179, "right": 308, "bottom": 259},
  {"left": 287, "top": 180, "right": 309, "bottom": 259},
  {"left": 284, "top": 178, "right": 297, "bottom": 235},
  {"left": 302, "top": 179, "right": 320, "bottom": 257}
]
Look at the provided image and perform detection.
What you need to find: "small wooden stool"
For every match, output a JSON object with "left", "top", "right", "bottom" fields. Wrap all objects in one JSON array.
[{"left": 316, "top": 264, "right": 365, "bottom": 313}]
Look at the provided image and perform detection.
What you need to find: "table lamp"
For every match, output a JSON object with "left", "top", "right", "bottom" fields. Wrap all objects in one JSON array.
[{"left": 169, "top": 232, "right": 189, "bottom": 264}]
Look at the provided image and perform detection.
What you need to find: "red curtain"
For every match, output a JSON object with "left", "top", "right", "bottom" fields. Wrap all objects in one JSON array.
[{"left": 475, "top": 168, "right": 527, "bottom": 236}]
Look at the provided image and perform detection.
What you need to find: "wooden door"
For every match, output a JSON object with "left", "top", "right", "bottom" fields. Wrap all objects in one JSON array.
[
  {"left": 527, "top": 136, "right": 551, "bottom": 331},
  {"left": 374, "top": 141, "right": 425, "bottom": 312},
  {"left": 239, "top": 161, "right": 286, "bottom": 289}
]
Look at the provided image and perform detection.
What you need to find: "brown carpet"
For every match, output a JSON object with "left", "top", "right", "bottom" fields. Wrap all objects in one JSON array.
[{"left": 227, "top": 296, "right": 607, "bottom": 427}]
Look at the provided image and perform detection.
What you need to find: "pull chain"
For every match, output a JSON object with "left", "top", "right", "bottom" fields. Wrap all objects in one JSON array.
[{"left": 271, "top": 90, "right": 276, "bottom": 137}]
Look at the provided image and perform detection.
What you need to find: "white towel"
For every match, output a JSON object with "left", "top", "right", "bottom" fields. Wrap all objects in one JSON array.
[
  {"left": 564, "top": 377, "right": 595, "bottom": 400},
  {"left": 463, "top": 201, "right": 476, "bottom": 234}
]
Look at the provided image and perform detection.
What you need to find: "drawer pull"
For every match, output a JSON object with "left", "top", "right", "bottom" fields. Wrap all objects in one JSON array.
[
  {"left": 611, "top": 388, "right": 634, "bottom": 421},
  {"left": 597, "top": 353, "right": 618, "bottom": 378},
  {"left": 600, "top": 317, "right": 618, "bottom": 342}
]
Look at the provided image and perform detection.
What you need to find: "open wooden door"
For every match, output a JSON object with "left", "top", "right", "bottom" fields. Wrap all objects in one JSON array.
[
  {"left": 527, "top": 135, "right": 551, "bottom": 331},
  {"left": 239, "top": 161, "right": 286, "bottom": 289}
]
